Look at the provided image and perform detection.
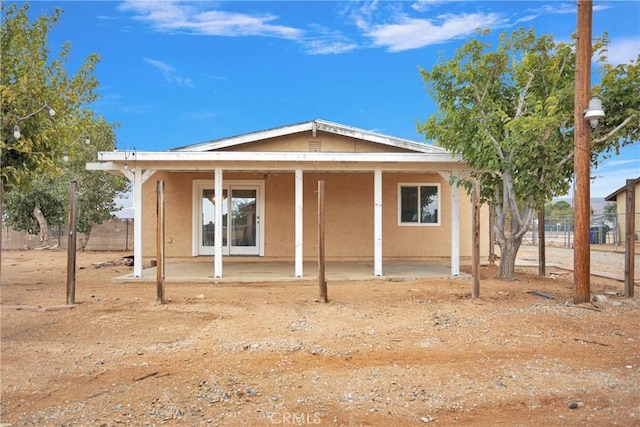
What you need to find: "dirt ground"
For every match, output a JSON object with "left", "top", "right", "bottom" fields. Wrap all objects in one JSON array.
[{"left": 1, "top": 250, "right": 638, "bottom": 426}]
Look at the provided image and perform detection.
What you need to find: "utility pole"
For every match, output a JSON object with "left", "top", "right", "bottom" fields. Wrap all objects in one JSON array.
[{"left": 573, "top": 0, "right": 592, "bottom": 304}]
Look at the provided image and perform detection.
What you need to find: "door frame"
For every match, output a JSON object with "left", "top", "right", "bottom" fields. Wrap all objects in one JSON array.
[{"left": 192, "top": 179, "right": 265, "bottom": 257}]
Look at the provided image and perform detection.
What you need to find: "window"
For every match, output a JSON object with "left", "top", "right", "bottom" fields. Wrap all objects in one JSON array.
[{"left": 399, "top": 184, "right": 440, "bottom": 225}]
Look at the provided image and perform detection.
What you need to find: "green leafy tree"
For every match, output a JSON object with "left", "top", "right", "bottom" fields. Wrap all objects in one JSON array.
[
  {"left": 3, "top": 115, "right": 128, "bottom": 248},
  {"left": 545, "top": 200, "right": 573, "bottom": 218},
  {"left": 4, "top": 174, "right": 66, "bottom": 243},
  {"left": 1, "top": 2, "right": 99, "bottom": 189},
  {"left": 63, "top": 116, "right": 129, "bottom": 250},
  {"left": 418, "top": 28, "right": 639, "bottom": 279},
  {"left": 1, "top": 3, "right": 128, "bottom": 248},
  {"left": 603, "top": 202, "right": 617, "bottom": 223}
]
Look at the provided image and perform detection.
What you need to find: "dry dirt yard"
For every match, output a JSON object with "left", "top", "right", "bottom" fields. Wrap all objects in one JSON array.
[{"left": 1, "top": 249, "right": 638, "bottom": 426}]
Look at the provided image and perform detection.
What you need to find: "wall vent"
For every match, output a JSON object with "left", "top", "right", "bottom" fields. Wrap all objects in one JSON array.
[{"left": 309, "top": 141, "right": 321, "bottom": 152}]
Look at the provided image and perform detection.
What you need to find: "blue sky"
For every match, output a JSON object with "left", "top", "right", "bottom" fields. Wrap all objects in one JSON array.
[{"left": 20, "top": 0, "right": 640, "bottom": 198}]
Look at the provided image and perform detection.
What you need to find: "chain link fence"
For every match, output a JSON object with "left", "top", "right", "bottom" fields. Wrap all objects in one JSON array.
[
  {"left": 2, "top": 218, "right": 134, "bottom": 252},
  {"left": 3, "top": 213, "right": 638, "bottom": 253},
  {"left": 524, "top": 213, "right": 640, "bottom": 248}
]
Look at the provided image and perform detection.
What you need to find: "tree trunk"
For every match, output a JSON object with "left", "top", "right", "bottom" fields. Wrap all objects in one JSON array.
[
  {"left": 33, "top": 203, "right": 49, "bottom": 244},
  {"left": 79, "top": 220, "right": 94, "bottom": 251},
  {"left": 497, "top": 234, "right": 523, "bottom": 280}
]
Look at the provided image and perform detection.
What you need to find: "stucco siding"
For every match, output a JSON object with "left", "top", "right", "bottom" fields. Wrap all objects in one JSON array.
[
  {"left": 612, "top": 181, "right": 640, "bottom": 243},
  {"left": 141, "top": 171, "right": 489, "bottom": 262},
  {"left": 222, "top": 131, "right": 415, "bottom": 153}
]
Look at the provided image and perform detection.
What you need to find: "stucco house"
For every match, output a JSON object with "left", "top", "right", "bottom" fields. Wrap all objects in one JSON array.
[
  {"left": 87, "top": 119, "right": 488, "bottom": 279},
  {"left": 604, "top": 176, "right": 640, "bottom": 244}
]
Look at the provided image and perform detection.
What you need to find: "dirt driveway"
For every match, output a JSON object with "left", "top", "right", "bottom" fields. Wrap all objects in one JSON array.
[{"left": 1, "top": 249, "right": 638, "bottom": 426}]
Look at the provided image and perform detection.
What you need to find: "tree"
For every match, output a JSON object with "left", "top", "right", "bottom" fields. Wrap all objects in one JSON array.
[
  {"left": 418, "top": 28, "right": 639, "bottom": 280},
  {"left": 63, "top": 116, "right": 129, "bottom": 250},
  {"left": 545, "top": 200, "right": 573, "bottom": 218},
  {"left": 3, "top": 114, "right": 129, "bottom": 248},
  {"left": 603, "top": 202, "right": 617, "bottom": 223},
  {"left": 1, "top": 3, "right": 128, "bottom": 248},
  {"left": 1, "top": 2, "right": 99, "bottom": 190},
  {"left": 3, "top": 174, "right": 67, "bottom": 243}
]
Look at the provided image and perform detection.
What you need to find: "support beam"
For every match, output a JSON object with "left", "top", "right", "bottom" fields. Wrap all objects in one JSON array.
[
  {"left": 66, "top": 181, "right": 77, "bottom": 305},
  {"left": 374, "top": 169, "right": 383, "bottom": 276},
  {"left": 133, "top": 167, "right": 143, "bottom": 277},
  {"left": 471, "top": 180, "right": 480, "bottom": 299},
  {"left": 214, "top": 168, "right": 223, "bottom": 278},
  {"left": 538, "top": 207, "right": 546, "bottom": 277},
  {"left": 318, "top": 180, "right": 327, "bottom": 303},
  {"left": 156, "top": 180, "right": 166, "bottom": 304},
  {"left": 295, "top": 169, "right": 303, "bottom": 277},
  {"left": 450, "top": 181, "right": 460, "bottom": 276}
]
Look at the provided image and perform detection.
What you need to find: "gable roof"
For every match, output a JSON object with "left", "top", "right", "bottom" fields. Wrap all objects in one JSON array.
[
  {"left": 604, "top": 177, "right": 640, "bottom": 201},
  {"left": 171, "top": 119, "right": 447, "bottom": 154},
  {"left": 88, "top": 118, "right": 467, "bottom": 174}
]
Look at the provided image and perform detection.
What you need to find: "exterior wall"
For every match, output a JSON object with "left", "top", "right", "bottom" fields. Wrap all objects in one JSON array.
[
  {"left": 140, "top": 171, "right": 490, "bottom": 262},
  {"left": 224, "top": 131, "right": 415, "bottom": 153},
  {"left": 612, "top": 180, "right": 640, "bottom": 243}
]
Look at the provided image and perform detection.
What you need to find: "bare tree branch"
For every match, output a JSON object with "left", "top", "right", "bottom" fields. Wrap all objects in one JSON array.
[{"left": 593, "top": 114, "right": 637, "bottom": 145}]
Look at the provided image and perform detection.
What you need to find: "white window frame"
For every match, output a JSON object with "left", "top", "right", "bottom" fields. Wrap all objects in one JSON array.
[
  {"left": 397, "top": 182, "right": 441, "bottom": 226},
  {"left": 192, "top": 179, "right": 265, "bottom": 256}
]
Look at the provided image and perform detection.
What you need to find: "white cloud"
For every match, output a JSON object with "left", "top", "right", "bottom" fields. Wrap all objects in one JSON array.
[
  {"left": 119, "top": 0, "right": 302, "bottom": 40},
  {"left": 602, "top": 38, "right": 640, "bottom": 66},
  {"left": 303, "top": 24, "right": 359, "bottom": 55},
  {"left": 364, "top": 12, "right": 502, "bottom": 52},
  {"left": 305, "top": 39, "right": 359, "bottom": 55},
  {"left": 538, "top": 3, "right": 576, "bottom": 15},
  {"left": 411, "top": 0, "right": 447, "bottom": 13},
  {"left": 592, "top": 145, "right": 640, "bottom": 198},
  {"left": 143, "top": 58, "right": 194, "bottom": 88}
]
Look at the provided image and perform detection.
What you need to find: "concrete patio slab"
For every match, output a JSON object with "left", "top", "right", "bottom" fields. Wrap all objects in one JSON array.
[{"left": 111, "top": 259, "right": 468, "bottom": 283}]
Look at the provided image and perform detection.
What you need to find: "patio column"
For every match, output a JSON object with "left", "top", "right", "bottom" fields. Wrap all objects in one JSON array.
[
  {"left": 133, "top": 167, "right": 143, "bottom": 277},
  {"left": 450, "top": 181, "right": 460, "bottom": 276},
  {"left": 214, "top": 168, "right": 223, "bottom": 278},
  {"left": 374, "top": 169, "right": 383, "bottom": 276},
  {"left": 295, "top": 169, "right": 303, "bottom": 277}
]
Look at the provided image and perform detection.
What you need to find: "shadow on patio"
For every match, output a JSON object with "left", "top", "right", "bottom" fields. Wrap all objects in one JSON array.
[{"left": 112, "top": 259, "right": 470, "bottom": 283}]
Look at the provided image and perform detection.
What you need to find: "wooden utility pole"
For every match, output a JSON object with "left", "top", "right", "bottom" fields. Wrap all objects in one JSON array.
[
  {"left": 317, "top": 180, "right": 327, "bottom": 303},
  {"left": 156, "top": 180, "right": 166, "bottom": 304},
  {"left": 573, "top": 0, "right": 592, "bottom": 304},
  {"left": 624, "top": 179, "right": 635, "bottom": 297},
  {"left": 66, "top": 180, "right": 77, "bottom": 305},
  {"left": 471, "top": 180, "right": 480, "bottom": 299}
]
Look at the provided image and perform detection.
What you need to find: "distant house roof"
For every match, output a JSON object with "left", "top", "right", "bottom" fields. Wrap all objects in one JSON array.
[{"left": 604, "top": 177, "right": 640, "bottom": 201}]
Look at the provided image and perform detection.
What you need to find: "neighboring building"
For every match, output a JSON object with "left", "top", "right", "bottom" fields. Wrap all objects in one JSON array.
[
  {"left": 87, "top": 119, "right": 489, "bottom": 279},
  {"left": 604, "top": 177, "right": 640, "bottom": 244}
]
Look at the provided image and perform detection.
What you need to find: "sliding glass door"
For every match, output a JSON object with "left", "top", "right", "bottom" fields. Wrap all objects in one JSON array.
[{"left": 197, "top": 182, "right": 261, "bottom": 256}]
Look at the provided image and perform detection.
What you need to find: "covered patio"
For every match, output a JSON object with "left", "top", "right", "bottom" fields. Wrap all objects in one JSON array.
[{"left": 112, "top": 259, "right": 470, "bottom": 284}]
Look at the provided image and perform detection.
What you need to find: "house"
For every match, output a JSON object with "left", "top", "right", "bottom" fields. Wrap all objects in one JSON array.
[
  {"left": 87, "top": 119, "right": 489, "bottom": 279},
  {"left": 604, "top": 176, "right": 640, "bottom": 244}
]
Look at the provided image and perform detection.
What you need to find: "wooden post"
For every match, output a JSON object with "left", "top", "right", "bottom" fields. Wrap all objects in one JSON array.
[
  {"left": 0, "top": 180, "right": 3, "bottom": 284},
  {"left": 624, "top": 179, "right": 635, "bottom": 297},
  {"left": 66, "top": 180, "right": 77, "bottom": 305},
  {"left": 156, "top": 180, "right": 166, "bottom": 304},
  {"left": 538, "top": 206, "right": 546, "bottom": 277},
  {"left": 471, "top": 180, "right": 480, "bottom": 299},
  {"left": 573, "top": 0, "right": 592, "bottom": 304},
  {"left": 318, "top": 180, "right": 327, "bottom": 303}
]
